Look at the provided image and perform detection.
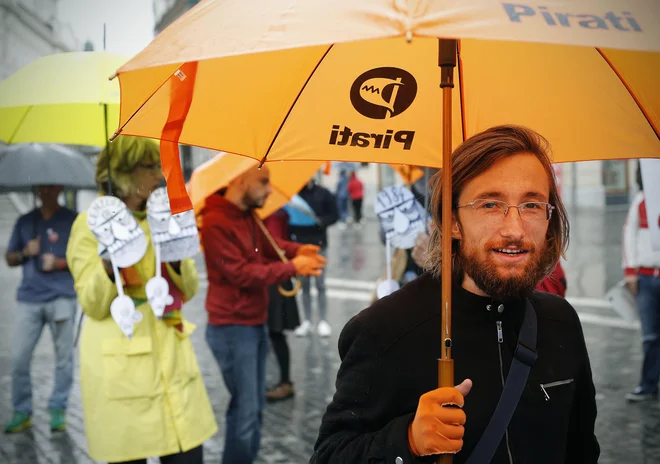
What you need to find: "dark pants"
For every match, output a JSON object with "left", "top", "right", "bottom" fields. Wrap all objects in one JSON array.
[
  {"left": 206, "top": 324, "right": 268, "bottom": 464},
  {"left": 269, "top": 331, "right": 290, "bottom": 384},
  {"left": 352, "top": 198, "right": 363, "bottom": 223},
  {"left": 110, "top": 445, "right": 203, "bottom": 464},
  {"left": 637, "top": 275, "right": 660, "bottom": 393}
]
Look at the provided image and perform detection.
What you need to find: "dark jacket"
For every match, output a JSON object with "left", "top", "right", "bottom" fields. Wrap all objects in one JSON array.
[
  {"left": 201, "top": 194, "right": 299, "bottom": 326},
  {"left": 289, "top": 183, "right": 339, "bottom": 249},
  {"left": 312, "top": 273, "right": 599, "bottom": 464}
]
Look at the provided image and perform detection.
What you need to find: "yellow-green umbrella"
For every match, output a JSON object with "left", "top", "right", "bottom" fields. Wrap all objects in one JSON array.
[{"left": 0, "top": 51, "right": 126, "bottom": 146}]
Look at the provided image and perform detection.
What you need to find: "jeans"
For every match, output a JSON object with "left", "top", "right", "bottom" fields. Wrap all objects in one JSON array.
[
  {"left": 11, "top": 297, "right": 76, "bottom": 414},
  {"left": 337, "top": 196, "right": 349, "bottom": 222},
  {"left": 206, "top": 324, "right": 268, "bottom": 464},
  {"left": 301, "top": 249, "right": 327, "bottom": 322},
  {"left": 637, "top": 275, "right": 660, "bottom": 393}
]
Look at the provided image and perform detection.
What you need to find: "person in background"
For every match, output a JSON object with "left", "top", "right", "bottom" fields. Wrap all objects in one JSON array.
[
  {"left": 4, "top": 185, "right": 77, "bottom": 434},
  {"left": 66, "top": 136, "right": 217, "bottom": 464},
  {"left": 336, "top": 170, "right": 350, "bottom": 229},
  {"left": 201, "top": 165, "right": 326, "bottom": 463},
  {"left": 290, "top": 178, "right": 339, "bottom": 338},
  {"left": 347, "top": 171, "right": 364, "bottom": 227},
  {"left": 264, "top": 208, "right": 301, "bottom": 402},
  {"left": 623, "top": 165, "right": 660, "bottom": 402}
]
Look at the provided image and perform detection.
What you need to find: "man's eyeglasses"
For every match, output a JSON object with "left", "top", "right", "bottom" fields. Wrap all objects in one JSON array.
[{"left": 456, "top": 199, "right": 555, "bottom": 222}]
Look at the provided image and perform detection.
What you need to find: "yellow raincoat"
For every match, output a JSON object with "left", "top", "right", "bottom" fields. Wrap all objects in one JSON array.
[{"left": 66, "top": 211, "right": 217, "bottom": 462}]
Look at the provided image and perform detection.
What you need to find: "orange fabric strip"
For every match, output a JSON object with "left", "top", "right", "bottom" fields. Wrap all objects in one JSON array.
[{"left": 160, "top": 61, "right": 198, "bottom": 214}]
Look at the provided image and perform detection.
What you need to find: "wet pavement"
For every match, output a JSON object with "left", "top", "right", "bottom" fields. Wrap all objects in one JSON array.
[{"left": 0, "top": 205, "right": 659, "bottom": 463}]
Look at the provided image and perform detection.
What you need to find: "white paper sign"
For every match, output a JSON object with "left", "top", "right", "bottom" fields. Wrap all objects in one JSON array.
[
  {"left": 147, "top": 187, "right": 200, "bottom": 262},
  {"left": 640, "top": 159, "right": 660, "bottom": 251},
  {"left": 87, "top": 196, "right": 147, "bottom": 268},
  {"left": 374, "top": 186, "right": 426, "bottom": 250}
]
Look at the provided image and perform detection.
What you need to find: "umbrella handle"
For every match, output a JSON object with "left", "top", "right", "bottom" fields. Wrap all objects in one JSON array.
[
  {"left": 253, "top": 213, "right": 302, "bottom": 297},
  {"left": 278, "top": 277, "right": 301, "bottom": 297}
]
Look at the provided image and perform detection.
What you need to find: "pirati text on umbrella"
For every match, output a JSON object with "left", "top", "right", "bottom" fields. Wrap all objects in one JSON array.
[
  {"left": 504, "top": 3, "right": 642, "bottom": 31},
  {"left": 328, "top": 126, "right": 414, "bottom": 150}
]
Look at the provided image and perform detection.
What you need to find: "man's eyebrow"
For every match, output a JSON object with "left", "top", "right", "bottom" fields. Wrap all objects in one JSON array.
[
  {"left": 523, "top": 191, "right": 549, "bottom": 201},
  {"left": 473, "top": 191, "right": 503, "bottom": 199}
]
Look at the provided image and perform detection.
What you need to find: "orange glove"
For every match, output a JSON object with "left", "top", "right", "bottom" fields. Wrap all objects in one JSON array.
[
  {"left": 408, "top": 379, "right": 472, "bottom": 457},
  {"left": 291, "top": 254, "right": 327, "bottom": 276},
  {"left": 297, "top": 244, "right": 322, "bottom": 256}
]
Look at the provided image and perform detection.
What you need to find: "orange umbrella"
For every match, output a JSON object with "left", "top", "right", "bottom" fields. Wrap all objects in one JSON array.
[
  {"left": 189, "top": 152, "right": 324, "bottom": 219},
  {"left": 112, "top": 1, "right": 660, "bottom": 436},
  {"left": 391, "top": 164, "right": 425, "bottom": 185}
]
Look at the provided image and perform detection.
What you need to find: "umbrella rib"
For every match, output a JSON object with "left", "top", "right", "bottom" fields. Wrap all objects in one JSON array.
[
  {"left": 259, "top": 45, "right": 334, "bottom": 167},
  {"left": 7, "top": 105, "right": 32, "bottom": 144},
  {"left": 111, "top": 68, "right": 186, "bottom": 141},
  {"left": 457, "top": 41, "right": 467, "bottom": 143},
  {"left": 595, "top": 47, "right": 659, "bottom": 143}
]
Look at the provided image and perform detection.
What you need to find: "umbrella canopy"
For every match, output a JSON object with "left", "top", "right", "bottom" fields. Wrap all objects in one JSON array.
[
  {"left": 0, "top": 143, "right": 96, "bottom": 190},
  {"left": 392, "top": 165, "right": 425, "bottom": 185},
  {"left": 285, "top": 195, "right": 321, "bottom": 226},
  {"left": 189, "top": 152, "right": 323, "bottom": 219},
  {"left": 113, "top": 0, "right": 660, "bottom": 213},
  {"left": 0, "top": 51, "right": 126, "bottom": 146}
]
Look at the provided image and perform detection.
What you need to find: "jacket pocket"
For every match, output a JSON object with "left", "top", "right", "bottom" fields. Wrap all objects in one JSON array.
[
  {"left": 540, "top": 378, "right": 575, "bottom": 402},
  {"left": 175, "top": 321, "right": 202, "bottom": 383},
  {"left": 102, "top": 337, "right": 160, "bottom": 400}
]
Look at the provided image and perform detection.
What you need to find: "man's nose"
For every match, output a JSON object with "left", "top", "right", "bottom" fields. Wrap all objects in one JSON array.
[{"left": 500, "top": 206, "right": 525, "bottom": 239}]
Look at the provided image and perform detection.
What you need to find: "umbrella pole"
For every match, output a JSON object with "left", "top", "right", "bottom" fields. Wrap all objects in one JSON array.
[{"left": 437, "top": 38, "right": 457, "bottom": 464}]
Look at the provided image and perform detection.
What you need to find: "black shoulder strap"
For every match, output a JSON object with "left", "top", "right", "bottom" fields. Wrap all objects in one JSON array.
[{"left": 466, "top": 298, "right": 537, "bottom": 464}]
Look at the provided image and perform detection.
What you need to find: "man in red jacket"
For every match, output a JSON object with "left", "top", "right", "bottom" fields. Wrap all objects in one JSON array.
[{"left": 201, "top": 165, "right": 326, "bottom": 464}]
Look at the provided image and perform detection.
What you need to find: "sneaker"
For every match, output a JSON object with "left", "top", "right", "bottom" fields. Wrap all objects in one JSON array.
[
  {"left": 50, "top": 409, "right": 66, "bottom": 432},
  {"left": 338, "top": 222, "right": 347, "bottom": 230},
  {"left": 294, "top": 320, "right": 312, "bottom": 337},
  {"left": 625, "top": 386, "right": 658, "bottom": 402},
  {"left": 317, "top": 320, "right": 332, "bottom": 337},
  {"left": 266, "top": 383, "right": 295, "bottom": 402},
  {"left": 4, "top": 412, "right": 32, "bottom": 434}
]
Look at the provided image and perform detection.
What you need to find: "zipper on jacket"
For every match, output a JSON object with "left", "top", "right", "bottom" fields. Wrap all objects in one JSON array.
[
  {"left": 496, "top": 320, "right": 514, "bottom": 464},
  {"left": 540, "top": 379, "right": 575, "bottom": 401}
]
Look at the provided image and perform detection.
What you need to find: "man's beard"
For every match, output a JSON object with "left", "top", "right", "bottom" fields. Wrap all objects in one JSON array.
[
  {"left": 243, "top": 193, "right": 265, "bottom": 210},
  {"left": 458, "top": 239, "right": 553, "bottom": 301}
]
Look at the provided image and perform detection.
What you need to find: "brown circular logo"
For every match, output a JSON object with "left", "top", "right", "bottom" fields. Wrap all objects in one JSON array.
[{"left": 350, "top": 67, "right": 417, "bottom": 119}]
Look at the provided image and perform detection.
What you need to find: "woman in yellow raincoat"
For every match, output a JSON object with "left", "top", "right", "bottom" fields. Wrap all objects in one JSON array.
[{"left": 66, "top": 137, "right": 217, "bottom": 463}]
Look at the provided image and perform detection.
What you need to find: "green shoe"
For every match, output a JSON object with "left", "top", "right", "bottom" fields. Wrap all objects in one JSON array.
[
  {"left": 4, "top": 412, "right": 32, "bottom": 433},
  {"left": 49, "top": 409, "right": 66, "bottom": 432}
]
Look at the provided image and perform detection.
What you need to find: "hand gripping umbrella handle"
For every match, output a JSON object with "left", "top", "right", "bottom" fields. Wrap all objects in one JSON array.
[{"left": 253, "top": 213, "right": 302, "bottom": 297}]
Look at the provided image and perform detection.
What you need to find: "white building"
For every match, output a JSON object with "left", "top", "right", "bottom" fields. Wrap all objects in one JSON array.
[{"left": 0, "top": 0, "right": 77, "bottom": 80}]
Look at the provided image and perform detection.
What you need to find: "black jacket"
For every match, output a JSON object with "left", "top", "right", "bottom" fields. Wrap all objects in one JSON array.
[
  {"left": 289, "top": 183, "right": 339, "bottom": 249},
  {"left": 312, "top": 273, "right": 600, "bottom": 464}
]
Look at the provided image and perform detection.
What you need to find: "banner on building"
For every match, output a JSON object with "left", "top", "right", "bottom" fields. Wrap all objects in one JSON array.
[{"left": 640, "top": 159, "right": 660, "bottom": 251}]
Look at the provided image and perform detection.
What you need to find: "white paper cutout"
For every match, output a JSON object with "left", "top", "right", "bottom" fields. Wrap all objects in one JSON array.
[
  {"left": 87, "top": 196, "right": 147, "bottom": 338},
  {"left": 108, "top": 259, "right": 137, "bottom": 339},
  {"left": 374, "top": 186, "right": 426, "bottom": 250},
  {"left": 146, "top": 187, "right": 200, "bottom": 262},
  {"left": 377, "top": 236, "right": 400, "bottom": 299},
  {"left": 87, "top": 196, "right": 147, "bottom": 268},
  {"left": 145, "top": 243, "right": 173, "bottom": 319}
]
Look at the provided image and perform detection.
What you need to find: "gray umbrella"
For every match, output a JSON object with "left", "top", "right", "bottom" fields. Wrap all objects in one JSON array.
[{"left": 0, "top": 143, "right": 96, "bottom": 191}]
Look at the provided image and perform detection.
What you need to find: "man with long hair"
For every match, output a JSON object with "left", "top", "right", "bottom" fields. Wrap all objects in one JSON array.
[{"left": 312, "top": 126, "right": 599, "bottom": 463}]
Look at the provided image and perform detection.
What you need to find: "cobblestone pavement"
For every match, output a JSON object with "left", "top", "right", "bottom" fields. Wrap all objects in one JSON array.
[{"left": 1, "top": 208, "right": 659, "bottom": 463}]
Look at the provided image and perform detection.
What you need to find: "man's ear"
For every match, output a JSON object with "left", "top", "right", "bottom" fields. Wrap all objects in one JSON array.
[{"left": 451, "top": 214, "right": 462, "bottom": 240}]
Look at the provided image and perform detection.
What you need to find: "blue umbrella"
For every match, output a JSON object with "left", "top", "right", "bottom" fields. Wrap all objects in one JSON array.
[{"left": 284, "top": 195, "right": 319, "bottom": 226}]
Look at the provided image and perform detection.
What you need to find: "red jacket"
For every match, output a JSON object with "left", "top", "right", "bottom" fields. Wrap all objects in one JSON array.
[
  {"left": 347, "top": 175, "right": 364, "bottom": 200},
  {"left": 536, "top": 261, "right": 567, "bottom": 297},
  {"left": 201, "top": 195, "right": 300, "bottom": 326}
]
